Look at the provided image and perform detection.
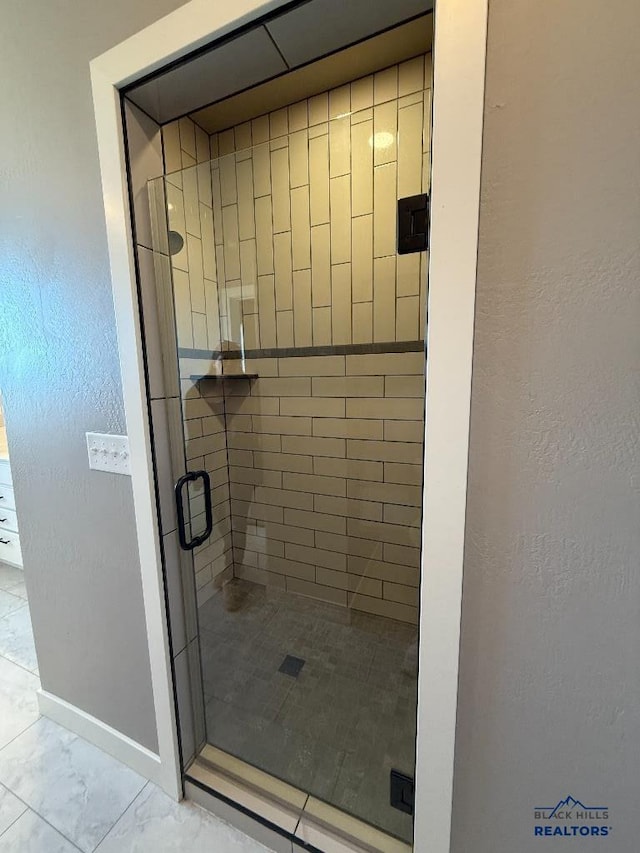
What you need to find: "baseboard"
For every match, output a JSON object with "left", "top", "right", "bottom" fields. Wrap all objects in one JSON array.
[{"left": 37, "top": 688, "right": 163, "bottom": 785}]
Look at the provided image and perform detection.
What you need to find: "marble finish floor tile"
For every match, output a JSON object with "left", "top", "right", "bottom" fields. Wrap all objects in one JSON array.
[
  {"left": 0, "top": 565, "right": 23, "bottom": 593},
  {"left": 0, "top": 590, "right": 25, "bottom": 619},
  {"left": 0, "top": 808, "right": 81, "bottom": 853},
  {"left": 0, "top": 718, "right": 146, "bottom": 853},
  {"left": 95, "top": 782, "right": 274, "bottom": 852},
  {"left": 0, "top": 782, "right": 26, "bottom": 835},
  {"left": 0, "top": 604, "right": 39, "bottom": 674},
  {"left": 7, "top": 581, "right": 27, "bottom": 600},
  {"left": 0, "top": 655, "right": 40, "bottom": 750}
]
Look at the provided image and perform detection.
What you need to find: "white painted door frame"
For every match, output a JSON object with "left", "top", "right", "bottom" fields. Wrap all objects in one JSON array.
[{"left": 90, "top": 0, "right": 487, "bottom": 848}]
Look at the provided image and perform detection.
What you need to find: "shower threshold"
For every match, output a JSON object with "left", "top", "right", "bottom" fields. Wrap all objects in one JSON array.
[{"left": 185, "top": 744, "right": 412, "bottom": 853}]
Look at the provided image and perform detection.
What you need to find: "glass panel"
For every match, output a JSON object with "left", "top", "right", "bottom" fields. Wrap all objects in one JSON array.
[{"left": 149, "top": 60, "right": 430, "bottom": 843}]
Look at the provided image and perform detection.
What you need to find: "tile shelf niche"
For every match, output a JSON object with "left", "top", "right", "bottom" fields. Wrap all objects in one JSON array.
[{"left": 190, "top": 372, "right": 258, "bottom": 383}]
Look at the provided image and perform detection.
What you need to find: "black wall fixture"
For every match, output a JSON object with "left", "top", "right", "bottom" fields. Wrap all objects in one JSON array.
[
  {"left": 397, "top": 193, "right": 430, "bottom": 254},
  {"left": 390, "top": 769, "right": 415, "bottom": 815}
]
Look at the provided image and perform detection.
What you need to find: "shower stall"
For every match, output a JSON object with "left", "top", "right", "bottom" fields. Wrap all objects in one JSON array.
[{"left": 126, "top": 5, "right": 432, "bottom": 848}]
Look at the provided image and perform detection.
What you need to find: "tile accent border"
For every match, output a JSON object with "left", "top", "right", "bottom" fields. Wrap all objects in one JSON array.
[{"left": 179, "top": 340, "right": 425, "bottom": 362}]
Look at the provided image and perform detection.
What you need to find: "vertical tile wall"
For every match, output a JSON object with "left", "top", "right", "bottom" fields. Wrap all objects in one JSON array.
[
  {"left": 159, "top": 118, "right": 233, "bottom": 607},
  {"left": 158, "top": 55, "right": 432, "bottom": 622},
  {"left": 162, "top": 118, "right": 222, "bottom": 354},
  {"left": 200, "top": 55, "right": 432, "bottom": 351}
]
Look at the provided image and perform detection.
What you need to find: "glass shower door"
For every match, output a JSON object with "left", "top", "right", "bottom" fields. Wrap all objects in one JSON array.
[{"left": 148, "top": 51, "right": 430, "bottom": 844}]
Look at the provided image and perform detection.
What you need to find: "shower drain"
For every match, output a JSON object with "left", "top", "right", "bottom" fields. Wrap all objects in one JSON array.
[{"left": 278, "top": 655, "right": 306, "bottom": 678}]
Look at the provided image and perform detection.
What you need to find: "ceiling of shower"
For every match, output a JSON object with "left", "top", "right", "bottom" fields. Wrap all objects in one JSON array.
[
  {"left": 191, "top": 16, "right": 432, "bottom": 133},
  {"left": 123, "top": 0, "right": 434, "bottom": 126}
]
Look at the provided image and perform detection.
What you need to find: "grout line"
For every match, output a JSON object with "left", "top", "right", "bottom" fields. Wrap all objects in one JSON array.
[
  {"left": 0, "top": 717, "right": 41, "bottom": 757},
  {"left": 0, "top": 720, "right": 86, "bottom": 852},
  {"left": 91, "top": 781, "right": 151, "bottom": 852},
  {"left": 0, "top": 801, "right": 27, "bottom": 842},
  {"left": 262, "top": 25, "right": 290, "bottom": 72},
  {"left": 11, "top": 794, "right": 85, "bottom": 853},
  {"left": 292, "top": 791, "right": 310, "bottom": 838},
  {"left": 0, "top": 596, "right": 26, "bottom": 619},
  {"left": 0, "top": 789, "right": 84, "bottom": 853},
  {"left": 0, "top": 650, "right": 39, "bottom": 680}
]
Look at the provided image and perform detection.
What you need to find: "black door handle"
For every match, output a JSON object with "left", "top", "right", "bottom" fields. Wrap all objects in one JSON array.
[{"left": 175, "top": 470, "right": 213, "bottom": 551}]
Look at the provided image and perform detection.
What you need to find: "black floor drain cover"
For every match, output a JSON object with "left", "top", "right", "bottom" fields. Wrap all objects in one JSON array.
[{"left": 279, "top": 655, "right": 305, "bottom": 678}]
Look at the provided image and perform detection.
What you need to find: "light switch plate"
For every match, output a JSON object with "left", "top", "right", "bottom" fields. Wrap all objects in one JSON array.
[{"left": 86, "top": 432, "right": 131, "bottom": 476}]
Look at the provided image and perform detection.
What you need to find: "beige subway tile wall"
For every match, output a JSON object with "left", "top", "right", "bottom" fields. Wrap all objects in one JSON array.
[
  {"left": 181, "top": 362, "right": 233, "bottom": 606},
  {"left": 224, "top": 352, "right": 424, "bottom": 624},
  {"left": 157, "top": 55, "right": 432, "bottom": 619}
]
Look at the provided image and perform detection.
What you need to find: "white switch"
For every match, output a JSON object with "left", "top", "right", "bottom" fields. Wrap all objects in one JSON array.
[{"left": 86, "top": 432, "right": 131, "bottom": 475}]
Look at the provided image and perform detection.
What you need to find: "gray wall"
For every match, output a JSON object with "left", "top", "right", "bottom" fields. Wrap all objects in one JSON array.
[
  {"left": 453, "top": 1, "right": 640, "bottom": 850},
  {"left": 0, "top": 0, "right": 187, "bottom": 751}
]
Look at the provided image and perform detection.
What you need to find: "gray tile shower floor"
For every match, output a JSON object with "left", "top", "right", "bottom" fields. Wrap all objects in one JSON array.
[{"left": 199, "top": 579, "right": 418, "bottom": 842}]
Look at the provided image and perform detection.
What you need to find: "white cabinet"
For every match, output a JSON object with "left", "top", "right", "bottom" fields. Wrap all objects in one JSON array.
[{"left": 0, "top": 459, "right": 22, "bottom": 568}]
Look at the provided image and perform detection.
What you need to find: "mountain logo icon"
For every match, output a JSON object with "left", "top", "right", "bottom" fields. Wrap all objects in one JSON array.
[
  {"left": 534, "top": 795, "right": 608, "bottom": 819},
  {"left": 548, "top": 796, "right": 588, "bottom": 818}
]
